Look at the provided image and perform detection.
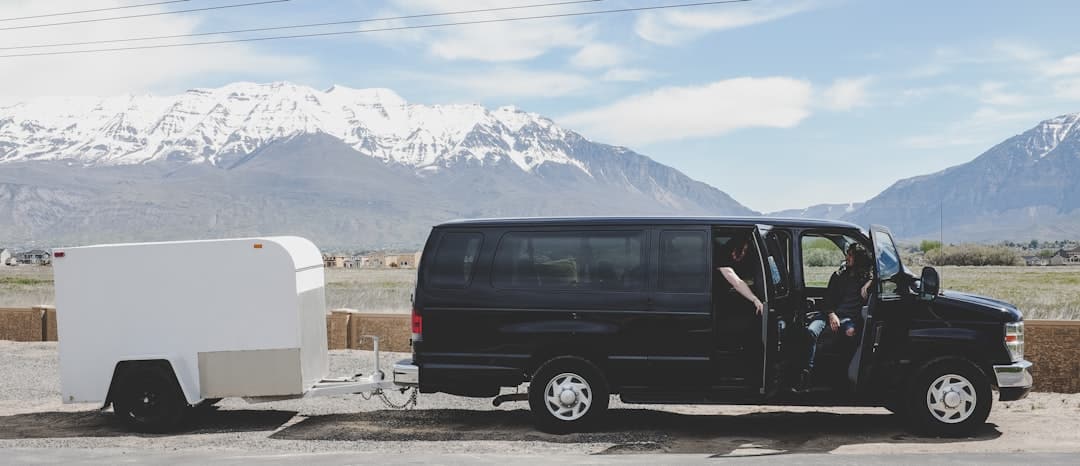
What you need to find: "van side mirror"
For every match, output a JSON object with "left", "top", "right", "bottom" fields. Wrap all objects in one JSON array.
[{"left": 920, "top": 266, "right": 940, "bottom": 300}]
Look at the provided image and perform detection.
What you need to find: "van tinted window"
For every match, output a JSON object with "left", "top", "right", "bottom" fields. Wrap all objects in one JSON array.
[
  {"left": 492, "top": 231, "right": 643, "bottom": 291},
  {"left": 428, "top": 232, "right": 482, "bottom": 288},
  {"left": 660, "top": 231, "right": 707, "bottom": 292}
]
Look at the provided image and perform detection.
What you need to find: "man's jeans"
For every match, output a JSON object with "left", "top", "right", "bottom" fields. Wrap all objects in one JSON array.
[{"left": 806, "top": 314, "right": 856, "bottom": 370}]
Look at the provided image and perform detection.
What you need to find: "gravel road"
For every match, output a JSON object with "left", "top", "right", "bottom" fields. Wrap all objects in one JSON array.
[{"left": 2, "top": 341, "right": 1079, "bottom": 458}]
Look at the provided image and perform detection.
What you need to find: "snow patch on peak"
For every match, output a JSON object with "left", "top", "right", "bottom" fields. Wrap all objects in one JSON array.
[
  {"left": 1028, "top": 112, "right": 1080, "bottom": 158},
  {"left": 0, "top": 81, "right": 592, "bottom": 176}
]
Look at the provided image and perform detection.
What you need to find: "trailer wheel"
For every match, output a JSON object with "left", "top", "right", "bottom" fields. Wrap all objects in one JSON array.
[
  {"left": 112, "top": 364, "right": 188, "bottom": 433},
  {"left": 528, "top": 356, "right": 609, "bottom": 433},
  {"left": 905, "top": 358, "right": 991, "bottom": 437}
]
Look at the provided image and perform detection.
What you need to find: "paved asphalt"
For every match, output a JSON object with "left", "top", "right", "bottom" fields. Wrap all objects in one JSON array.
[{"left": 4, "top": 449, "right": 1079, "bottom": 465}]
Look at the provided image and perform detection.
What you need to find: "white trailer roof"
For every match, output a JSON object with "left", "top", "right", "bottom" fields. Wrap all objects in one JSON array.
[{"left": 55, "top": 236, "right": 322, "bottom": 270}]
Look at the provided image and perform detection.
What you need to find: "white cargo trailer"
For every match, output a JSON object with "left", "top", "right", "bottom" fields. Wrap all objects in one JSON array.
[{"left": 52, "top": 237, "right": 417, "bottom": 432}]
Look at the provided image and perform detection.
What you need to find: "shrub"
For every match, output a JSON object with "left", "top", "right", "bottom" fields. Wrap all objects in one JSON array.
[
  {"left": 925, "top": 244, "right": 1022, "bottom": 266},
  {"left": 920, "top": 240, "right": 943, "bottom": 252},
  {"left": 804, "top": 248, "right": 844, "bottom": 267}
]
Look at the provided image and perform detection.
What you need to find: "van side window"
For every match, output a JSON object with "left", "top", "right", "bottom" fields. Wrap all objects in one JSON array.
[
  {"left": 801, "top": 233, "right": 861, "bottom": 288},
  {"left": 659, "top": 231, "right": 707, "bottom": 292},
  {"left": 492, "top": 231, "right": 643, "bottom": 291},
  {"left": 428, "top": 232, "right": 482, "bottom": 288}
]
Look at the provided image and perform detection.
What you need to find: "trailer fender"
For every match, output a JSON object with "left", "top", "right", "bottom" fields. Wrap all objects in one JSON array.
[{"left": 104, "top": 357, "right": 201, "bottom": 408}]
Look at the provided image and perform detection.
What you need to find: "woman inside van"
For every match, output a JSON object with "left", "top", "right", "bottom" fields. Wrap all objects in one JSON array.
[{"left": 794, "top": 242, "right": 874, "bottom": 392}]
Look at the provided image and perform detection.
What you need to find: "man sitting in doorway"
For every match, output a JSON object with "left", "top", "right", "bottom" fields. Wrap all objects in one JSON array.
[
  {"left": 794, "top": 242, "right": 874, "bottom": 392},
  {"left": 716, "top": 233, "right": 764, "bottom": 316}
]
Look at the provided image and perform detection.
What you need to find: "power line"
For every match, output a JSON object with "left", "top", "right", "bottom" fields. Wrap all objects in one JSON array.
[
  {"left": 0, "top": 0, "right": 604, "bottom": 51},
  {"left": 0, "top": 0, "right": 290, "bottom": 32},
  {"left": 0, "top": 0, "right": 192, "bottom": 23},
  {"left": 0, "top": 0, "right": 753, "bottom": 58}
]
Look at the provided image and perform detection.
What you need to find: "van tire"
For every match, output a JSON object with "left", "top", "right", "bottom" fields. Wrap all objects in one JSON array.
[
  {"left": 905, "top": 358, "right": 991, "bottom": 437},
  {"left": 112, "top": 364, "right": 189, "bottom": 433},
  {"left": 528, "top": 356, "right": 609, "bottom": 433}
]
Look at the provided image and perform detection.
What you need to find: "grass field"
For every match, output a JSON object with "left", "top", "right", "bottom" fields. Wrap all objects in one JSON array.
[
  {"left": 3, "top": 265, "right": 1078, "bottom": 319},
  {"left": 805, "top": 265, "right": 1080, "bottom": 320}
]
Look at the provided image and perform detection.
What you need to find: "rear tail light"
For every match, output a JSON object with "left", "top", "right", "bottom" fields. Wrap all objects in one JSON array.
[
  {"left": 1005, "top": 322, "right": 1024, "bottom": 362},
  {"left": 411, "top": 308, "right": 422, "bottom": 337}
]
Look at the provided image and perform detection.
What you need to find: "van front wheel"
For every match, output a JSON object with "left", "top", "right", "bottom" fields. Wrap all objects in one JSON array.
[
  {"left": 906, "top": 358, "right": 991, "bottom": 437},
  {"left": 528, "top": 356, "right": 609, "bottom": 433}
]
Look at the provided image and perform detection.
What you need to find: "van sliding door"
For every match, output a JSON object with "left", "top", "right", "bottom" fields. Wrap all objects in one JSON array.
[{"left": 646, "top": 227, "right": 713, "bottom": 388}]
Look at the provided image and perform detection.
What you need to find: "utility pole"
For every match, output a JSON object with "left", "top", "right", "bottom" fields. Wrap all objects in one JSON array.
[{"left": 940, "top": 200, "right": 944, "bottom": 247}]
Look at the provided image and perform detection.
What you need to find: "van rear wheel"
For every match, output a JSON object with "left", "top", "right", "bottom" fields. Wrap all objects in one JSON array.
[
  {"left": 112, "top": 364, "right": 188, "bottom": 433},
  {"left": 528, "top": 356, "right": 609, "bottom": 433}
]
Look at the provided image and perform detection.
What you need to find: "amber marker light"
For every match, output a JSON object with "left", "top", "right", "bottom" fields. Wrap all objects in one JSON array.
[{"left": 253, "top": 243, "right": 263, "bottom": 249}]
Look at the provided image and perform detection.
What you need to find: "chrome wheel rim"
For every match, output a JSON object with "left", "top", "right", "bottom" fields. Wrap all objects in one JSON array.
[
  {"left": 544, "top": 372, "right": 592, "bottom": 421},
  {"left": 926, "top": 373, "right": 976, "bottom": 424}
]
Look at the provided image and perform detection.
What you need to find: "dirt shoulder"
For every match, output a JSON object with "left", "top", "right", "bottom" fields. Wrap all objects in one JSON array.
[{"left": 1, "top": 342, "right": 1078, "bottom": 457}]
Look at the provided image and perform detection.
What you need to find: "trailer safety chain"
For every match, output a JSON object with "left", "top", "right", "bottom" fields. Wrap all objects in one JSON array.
[{"left": 375, "top": 387, "right": 418, "bottom": 410}]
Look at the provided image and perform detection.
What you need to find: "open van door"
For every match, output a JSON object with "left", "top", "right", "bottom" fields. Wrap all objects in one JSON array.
[
  {"left": 850, "top": 224, "right": 904, "bottom": 392},
  {"left": 753, "top": 224, "right": 792, "bottom": 396}
]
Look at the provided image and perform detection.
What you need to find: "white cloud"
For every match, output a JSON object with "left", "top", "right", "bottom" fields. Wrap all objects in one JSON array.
[
  {"left": 822, "top": 77, "right": 872, "bottom": 111},
  {"left": 977, "top": 82, "right": 1026, "bottom": 106},
  {"left": 421, "top": 68, "right": 591, "bottom": 99},
  {"left": 601, "top": 68, "right": 654, "bottom": 82},
  {"left": 0, "top": 1, "right": 311, "bottom": 97},
  {"left": 385, "top": 0, "right": 594, "bottom": 62},
  {"left": 635, "top": 0, "right": 819, "bottom": 45},
  {"left": 902, "top": 107, "right": 1040, "bottom": 149},
  {"left": 570, "top": 43, "right": 625, "bottom": 69},
  {"left": 1043, "top": 53, "right": 1080, "bottom": 77},
  {"left": 560, "top": 77, "right": 813, "bottom": 145},
  {"left": 1053, "top": 79, "right": 1080, "bottom": 100},
  {"left": 992, "top": 41, "right": 1046, "bottom": 62}
]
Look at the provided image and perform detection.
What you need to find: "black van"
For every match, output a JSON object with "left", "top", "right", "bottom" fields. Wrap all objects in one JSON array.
[{"left": 393, "top": 217, "right": 1032, "bottom": 436}]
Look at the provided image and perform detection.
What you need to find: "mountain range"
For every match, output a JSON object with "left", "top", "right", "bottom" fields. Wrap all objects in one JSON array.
[
  {"left": 0, "top": 82, "right": 753, "bottom": 249},
  {"left": 3, "top": 81, "right": 1079, "bottom": 247},
  {"left": 843, "top": 113, "right": 1080, "bottom": 240}
]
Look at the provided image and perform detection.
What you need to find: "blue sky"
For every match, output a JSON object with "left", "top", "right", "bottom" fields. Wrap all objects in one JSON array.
[{"left": 3, "top": 0, "right": 1080, "bottom": 212}]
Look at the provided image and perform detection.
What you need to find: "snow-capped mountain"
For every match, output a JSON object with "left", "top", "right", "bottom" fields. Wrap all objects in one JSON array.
[
  {"left": 0, "top": 81, "right": 589, "bottom": 173},
  {"left": 768, "top": 202, "right": 863, "bottom": 220},
  {"left": 0, "top": 82, "right": 755, "bottom": 248},
  {"left": 846, "top": 112, "right": 1080, "bottom": 240}
]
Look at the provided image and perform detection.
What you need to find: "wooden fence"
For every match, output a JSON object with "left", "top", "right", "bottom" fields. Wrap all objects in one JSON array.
[{"left": 3, "top": 307, "right": 1076, "bottom": 393}]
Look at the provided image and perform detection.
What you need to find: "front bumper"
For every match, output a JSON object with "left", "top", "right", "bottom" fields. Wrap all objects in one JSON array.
[
  {"left": 393, "top": 359, "right": 419, "bottom": 386},
  {"left": 993, "top": 360, "right": 1032, "bottom": 401}
]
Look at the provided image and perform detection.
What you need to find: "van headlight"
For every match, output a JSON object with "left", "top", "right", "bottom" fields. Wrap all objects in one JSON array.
[{"left": 1004, "top": 322, "right": 1024, "bottom": 362}]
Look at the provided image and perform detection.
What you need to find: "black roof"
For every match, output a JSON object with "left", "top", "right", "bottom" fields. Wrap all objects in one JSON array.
[{"left": 437, "top": 216, "right": 862, "bottom": 230}]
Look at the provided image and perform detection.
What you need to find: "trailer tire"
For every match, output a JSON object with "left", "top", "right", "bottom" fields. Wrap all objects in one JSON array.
[
  {"left": 528, "top": 356, "right": 609, "bottom": 434},
  {"left": 112, "top": 363, "right": 189, "bottom": 433}
]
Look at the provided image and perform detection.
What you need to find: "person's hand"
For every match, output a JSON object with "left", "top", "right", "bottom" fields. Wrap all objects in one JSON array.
[
  {"left": 861, "top": 280, "right": 872, "bottom": 299},
  {"left": 828, "top": 312, "right": 840, "bottom": 332},
  {"left": 753, "top": 298, "right": 764, "bottom": 315}
]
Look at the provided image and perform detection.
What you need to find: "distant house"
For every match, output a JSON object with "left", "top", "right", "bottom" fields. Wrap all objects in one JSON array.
[
  {"left": 322, "top": 254, "right": 353, "bottom": 268},
  {"left": 0, "top": 248, "right": 11, "bottom": 266},
  {"left": 355, "top": 252, "right": 421, "bottom": 268},
  {"left": 16, "top": 249, "right": 51, "bottom": 265},
  {"left": 1065, "top": 247, "right": 1080, "bottom": 263},
  {"left": 1049, "top": 251, "right": 1068, "bottom": 266},
  {"left": 385, "top": 253, "right": 416, "bottom": 268},
  {"left": 357, "top": 253, "right": 385, "bottom": 268},
  {"left": 1022, "top": 255, "right": 1045, "bottom": 266}
]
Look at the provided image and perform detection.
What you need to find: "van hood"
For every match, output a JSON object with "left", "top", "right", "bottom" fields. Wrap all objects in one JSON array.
[{"left": 934, "top": 290, "right": 1023, "bottom": 323}]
